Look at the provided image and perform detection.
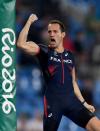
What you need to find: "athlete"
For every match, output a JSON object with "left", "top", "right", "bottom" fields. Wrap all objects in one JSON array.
[{"left": 17, "top": 14, "right": 100, "bottom": 131}]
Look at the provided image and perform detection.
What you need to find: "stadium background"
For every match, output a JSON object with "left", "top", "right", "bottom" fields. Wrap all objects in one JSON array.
[{"left": 16, "top": 0, "right": 100, "bottom": 131}]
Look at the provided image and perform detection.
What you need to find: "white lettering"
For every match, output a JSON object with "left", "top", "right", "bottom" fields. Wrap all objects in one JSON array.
[
  {"left": 1, "top": 28, "right": 16, "bottom": 114},
  {"left": 2, "top": 94, "right": 16, "bottom": 114},
  {"left": 50, "top": 56, "right": 72, "bottom": 64}
]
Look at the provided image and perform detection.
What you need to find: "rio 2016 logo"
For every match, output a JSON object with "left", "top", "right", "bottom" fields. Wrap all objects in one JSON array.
[{"left": 1, "top": 28, "right": 16, "bottom": 114}]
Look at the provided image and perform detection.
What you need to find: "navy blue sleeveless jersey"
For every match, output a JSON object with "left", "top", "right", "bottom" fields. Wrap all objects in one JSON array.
[
  {"left": 37, "top": 45, "right": 75, "bottom": 96},
  {"left": 37, "top": 45, "right": 94, "bottom": 130}
]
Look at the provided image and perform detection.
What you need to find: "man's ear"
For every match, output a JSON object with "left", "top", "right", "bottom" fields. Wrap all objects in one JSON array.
[{"left": 62, "top": 32, "right": 66, "bottom": 38}]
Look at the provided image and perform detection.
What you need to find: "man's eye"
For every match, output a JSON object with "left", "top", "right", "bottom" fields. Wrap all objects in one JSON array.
[
  {"left": 54, "top": 30, "right": 57, "bottom": 33},
  {"left": 48, "top": 31, "right": 51, "bottom": 33}
]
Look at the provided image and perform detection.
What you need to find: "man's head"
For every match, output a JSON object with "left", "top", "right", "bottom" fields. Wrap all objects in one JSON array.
[{"left": 48, "top": 20, "right": 66, "bottom": 49}]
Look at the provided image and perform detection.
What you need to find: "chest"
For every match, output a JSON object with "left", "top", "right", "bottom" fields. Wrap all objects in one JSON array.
[{"left": 48, "top": 52, "right": 74, "bottom": 69}]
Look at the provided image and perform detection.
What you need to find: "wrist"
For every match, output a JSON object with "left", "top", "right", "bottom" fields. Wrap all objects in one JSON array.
[{"left": 81, "top": 100, "right": 86, "bottom": 105}]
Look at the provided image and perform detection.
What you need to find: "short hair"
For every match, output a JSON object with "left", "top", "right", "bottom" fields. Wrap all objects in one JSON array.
[{"left": 48, "top": 20, "right": 65, "bottom": 32}]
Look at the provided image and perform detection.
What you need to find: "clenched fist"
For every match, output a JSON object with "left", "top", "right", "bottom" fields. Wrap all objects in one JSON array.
[
  {"left": 28, "top": 14, "right": 38, "bottom": 24},
  {"left": 84, "top": 102, "right": 95, "bottom": 113}
]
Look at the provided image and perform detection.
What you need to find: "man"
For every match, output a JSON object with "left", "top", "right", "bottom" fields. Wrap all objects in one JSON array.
[{"left": 17, "top": 14, "right": 100, "bottom": 131}]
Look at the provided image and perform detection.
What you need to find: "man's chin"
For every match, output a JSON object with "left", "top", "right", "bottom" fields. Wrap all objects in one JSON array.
[{"left": 48, "top": 44, "right": 56, "bottom": 48}]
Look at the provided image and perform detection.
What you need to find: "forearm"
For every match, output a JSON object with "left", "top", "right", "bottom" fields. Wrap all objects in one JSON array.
[
  {"left": 17, "top": 20, "right": 31, "bottom": 47},
  {"left": 72, "top": 68, "right": 95, "bottom": 112},
  {"left": 73, "top": 81, "right": 95, "bottom": 112},
  {"left": 73, "top": 81, "right": 85, "bottom": 103}
]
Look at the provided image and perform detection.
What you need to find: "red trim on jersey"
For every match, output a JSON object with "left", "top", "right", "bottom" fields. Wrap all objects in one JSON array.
[
  {"left": 61, "top": 55, "right": 64, "bottom": 84},
  {"left": 44, "top": 96, "right": 48, "bottom": 118},
  {"left": 48, "top": 65, "right": 57, "bottom": 76}
]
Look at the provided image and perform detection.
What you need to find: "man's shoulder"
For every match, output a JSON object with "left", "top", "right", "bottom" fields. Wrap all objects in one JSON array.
[
  {"left": 38, "top": 43, "right": 48, "bottom": 53},
  {"left": 65, "top": 49, "right": 74, "bottom": 56}
]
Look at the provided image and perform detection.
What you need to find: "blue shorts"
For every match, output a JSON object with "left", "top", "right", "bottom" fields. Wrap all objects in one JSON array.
[{"left": 43, "top": 94, "right": 94, "bottom": 131}]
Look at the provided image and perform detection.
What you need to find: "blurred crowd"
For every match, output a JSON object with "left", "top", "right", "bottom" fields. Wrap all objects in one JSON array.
[{"left": 16, "top": 0, "right": 100, "bottom": 131}]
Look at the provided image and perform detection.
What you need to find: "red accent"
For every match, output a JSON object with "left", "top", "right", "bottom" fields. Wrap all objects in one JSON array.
[
  {"left": 61, "top": 55, "right": 64, "bottom": 84},
  {"left": 48, "top": 65, "right": 57, "bottom": 76},
  {"left": 44, "top": 96, "right": 48, "bottom": 118}
]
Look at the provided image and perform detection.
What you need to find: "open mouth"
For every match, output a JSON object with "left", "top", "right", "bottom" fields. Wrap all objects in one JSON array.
[
  {"left": 50, "top": 38, "right": 56, "bottom": 43},
  {"left": 49, "top": 38, "right": 56, "bottom": 48}
]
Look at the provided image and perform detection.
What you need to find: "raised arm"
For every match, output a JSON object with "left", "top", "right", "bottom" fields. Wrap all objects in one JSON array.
[
  {"left": 72, "top": 67, "right": 95, "bottom": 113},
  {"left": 17, "top": 14, "right": 40, "bottom": 55}
]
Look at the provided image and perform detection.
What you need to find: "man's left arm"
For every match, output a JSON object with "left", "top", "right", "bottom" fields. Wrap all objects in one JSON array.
[{"left": 72, "top": 67, "right": 95, "bottom": 113}]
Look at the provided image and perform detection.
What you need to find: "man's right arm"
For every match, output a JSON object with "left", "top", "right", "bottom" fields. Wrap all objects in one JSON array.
[{"left": 17, "top": 14, "right": 40, "bottom": 55}]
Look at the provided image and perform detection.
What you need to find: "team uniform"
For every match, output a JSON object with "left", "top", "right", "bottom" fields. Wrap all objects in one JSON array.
[{"left": 37, "top": 45, "right": 94, "bottom": 131}]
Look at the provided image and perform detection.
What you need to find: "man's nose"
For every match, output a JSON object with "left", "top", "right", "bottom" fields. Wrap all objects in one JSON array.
[{"left": 50, "top": 32, "right": 55, "bottom": 37}]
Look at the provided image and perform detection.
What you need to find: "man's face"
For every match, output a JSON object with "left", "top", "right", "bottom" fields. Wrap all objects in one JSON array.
[{"left": 48, "top": 23, "right": 65, "bottom": 48}]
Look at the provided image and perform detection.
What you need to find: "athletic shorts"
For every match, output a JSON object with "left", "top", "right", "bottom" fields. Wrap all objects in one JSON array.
[{"left": 43, "top": 94, "right": 95, "bottom": 131}]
